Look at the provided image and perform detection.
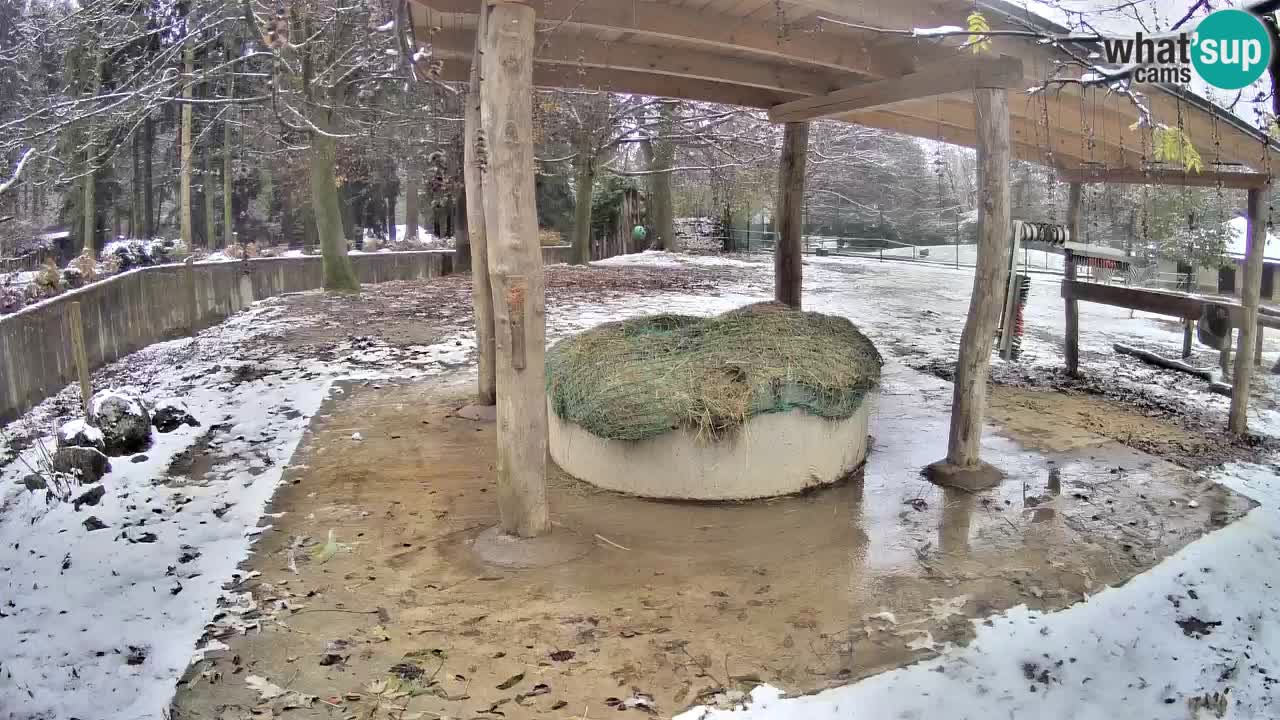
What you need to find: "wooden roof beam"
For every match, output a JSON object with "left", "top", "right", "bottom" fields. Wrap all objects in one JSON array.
[
  {"left": 840, "top": 109, "right": 1094, "bottom": 167},
  {"left": 426, "top": 30, "right": 850, "bottom": 96},
  {"left": 416, "top": 0, "right": 914, "bottom": 77},
  {"left": 768, "top": 55, "right": 1023, "bottom": 123},
  {"left": 884, "top": 96, "right": 1149, "bottom": 168},
  {"left": 436, "top": 59, "right": 798, "bottom": 109},
  {"left": 1058, "top": 167, "right": 1272, "bottom": 190}
]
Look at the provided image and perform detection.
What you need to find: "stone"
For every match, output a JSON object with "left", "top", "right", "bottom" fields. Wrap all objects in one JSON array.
[
  {"left": 22, "top": 474, "right": 46, "bottom": 491},
  {"left": 53, "top": 446, "right": 112, "bottom": 484},
  {"left": 57, "top": 419, "right": 106, "bottom": 453},
  {"left": 83, "top": 516, "right": 108, "bottom": 531},
  {"left": 73, "top": 484, "right": 105, "bottom": 511},
  {"left": 89, "top": 389, "right": 152, "bottom": 455},
  {"left": 152, "top": 398, "right": 199, "bottom": 433},
  {"left": 924, "top": 459, "right": 1005, "bottom": 491}
]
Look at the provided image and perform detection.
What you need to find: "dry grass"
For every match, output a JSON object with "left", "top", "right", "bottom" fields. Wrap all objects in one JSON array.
[{"left": 546, "top": 302, "right": 883, "bottom": 441}]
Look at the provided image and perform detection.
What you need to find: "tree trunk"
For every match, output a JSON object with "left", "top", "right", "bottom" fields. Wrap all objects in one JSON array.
[
  {"left": 82, "top": 151, "right": 96, "bottom": 258},
  {"left": 571, "top": 154, "right": 594, "bottom": 264},
  {"left": 404, "top": 169, "right": 419, "bottom": 243},
  {"left": 131, "top": 131, "right": 141, "bottom": 239},
  {"left": 203, "top": 140, "right": 216, "bottom": 249},
  {"left": 1230, "top": 189, "right": 1266, "bottom": 435},
  {"left": 936, "top": 86, "right": 1011, "bottom": 484},
  {"left": 465, "top": 11, "right": 496, "bottom": 404},
  {"left": 310, "top": 129, "right": 360, "bottom": 292},
  {"left": 143, "top": 115, "right": 154, "bottom": 239},
  {"left": 223, "top": 49, "right": 235, "bottom": 248},
  {"left": 454, "top": 183, "right": 470, "bottom": 270},
  {"left": 386, "top": 187, "right": 397, "bottom": 243},
  {"left": 774, "top": 122, "right": 808, "bottom": 308},
  {"left": 180, "top": 40, "right": 194, "bottom": 249},
  {"left": 650, "top": 104, "right": 677, "bottom": 251},
  {"left": 480, "top": 1, "right": 549, "bottom": 537},
  {"left": 82, "top": 50, "right": 101, "bottom": 258}
]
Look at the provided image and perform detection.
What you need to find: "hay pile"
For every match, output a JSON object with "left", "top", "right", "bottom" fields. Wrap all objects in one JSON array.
[{"left": 546, "top": 302, "right": 883, "bottom": 441}]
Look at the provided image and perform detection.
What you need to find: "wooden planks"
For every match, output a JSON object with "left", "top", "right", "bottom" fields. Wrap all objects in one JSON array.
[
  {"left": 768, "top": 55, "right": 1024, "bottom": 123},
  {"left": 1060, "top": 279, "right": 1204, "bottom": 319},
  {"left": 1058, "top": 167, "right": 1271, "bottom": 190}
]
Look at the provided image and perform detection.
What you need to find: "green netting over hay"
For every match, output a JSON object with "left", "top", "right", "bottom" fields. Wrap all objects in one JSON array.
[{"left": 546, "top": 302, "right": 883, "bottom": 441}]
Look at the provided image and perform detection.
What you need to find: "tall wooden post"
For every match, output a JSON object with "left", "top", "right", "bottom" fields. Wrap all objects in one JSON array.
[
  {"left": 927, "top": 87, "right": 1010, "bottom": 490},
  {"left": 774, "top": 122, "right": 808, "bottom": 309},
  {"left": 1063, "top": 183, "right": 1082, "bottom": 376},
  {"left": 480, "top": 1, "right": 549, "bottom": 537},
  {"left": 1229, "top": 188, "right": 1266, "bottom": 435},
  {"left": 465, "top": 1, "right": 496, "bottom": 405}
]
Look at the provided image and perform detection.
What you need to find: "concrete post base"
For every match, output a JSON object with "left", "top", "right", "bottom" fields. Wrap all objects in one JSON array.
[
  {"left": 470, "top": 526, "right": 592, "bottom": 569},
  {"left": 924, "top": 459, "right": 1005, "bottom": 491}
]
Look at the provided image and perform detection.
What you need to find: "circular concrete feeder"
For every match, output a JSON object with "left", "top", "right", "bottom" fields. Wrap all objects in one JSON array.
[
  {"left": 548, "top": 396, "right": 875, "bottom": 500},
  {"left": 544, "top": 303, "right": 882, "bottom": 501}
]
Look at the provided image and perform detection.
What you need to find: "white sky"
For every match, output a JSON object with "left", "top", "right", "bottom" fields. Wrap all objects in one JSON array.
[{"left": 1016, "top": 0, "right": 1273, "bottom": 130}]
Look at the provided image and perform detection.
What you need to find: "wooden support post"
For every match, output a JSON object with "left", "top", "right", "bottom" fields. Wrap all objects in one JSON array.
[
  {"left": 465, "top": 1, "right": 496, "bottom": 405},
  {"left": 1182, "top": 319, "right": 1194, "bottom": 359},
  {"left": 68, "top": 301, "right": 92, "bottom": 416},
  {"left": 927, "top": 86, "right": 1010, "bottom": 490},
  {"left": 1063, "top": 183, "right": 1082, "bottom": 376},
  {"left": 480, "top": 1, "right": 549, "bottom": 537},
  {"left": 774, "top": 121, "right": 808, "bottom": 309},
  {"left": 184, "top": 256, "right": 198, "bottom": 336},
  {"left": 1229, "top": 188, "right": 1266, "bottom": 436},
  {"left": 1256, "top": 326, "right": 1264, "bottom": 366}
]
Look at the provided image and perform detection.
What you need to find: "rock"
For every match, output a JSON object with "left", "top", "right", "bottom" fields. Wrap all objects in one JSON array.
[
  {"left": 83, "top": 516, "right": 108, "bottom": 531},
  {"left": 152, "top": 398, "right": 199, "bottom": 433},
  {"left": 53, "top": 446, "right": 111, "bottom": 484},
  {"left": 57, "top": 419, "right": 106, "bottom": 452},
  {"left": 73, "top": 484, "right": 105, "bottom": 510},
  {"left": 89, "top": 389, "right": 152, "bottom": 454},
  {"left": 22, "top": 474, "right": 46, "bottom": 491}
]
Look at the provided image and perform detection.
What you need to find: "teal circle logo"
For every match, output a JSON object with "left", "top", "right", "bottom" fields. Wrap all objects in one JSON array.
[{"left": 1192, "top": 9, "right": 1273, "bottom": 90}]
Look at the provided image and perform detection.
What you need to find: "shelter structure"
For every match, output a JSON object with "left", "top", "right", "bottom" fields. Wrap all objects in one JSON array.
[{"left": 413, "top": 0, "right": 1280, "bottom": 535}]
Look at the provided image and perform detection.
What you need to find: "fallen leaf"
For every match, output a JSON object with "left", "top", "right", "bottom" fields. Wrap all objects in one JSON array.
[{"left": 495, "top": 672, "right": 524, "bottom": 690}]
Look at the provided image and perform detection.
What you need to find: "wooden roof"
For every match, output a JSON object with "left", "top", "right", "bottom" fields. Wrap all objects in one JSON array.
[{"left": 413, "top": 0, "right": 1280, "bottom": 179}]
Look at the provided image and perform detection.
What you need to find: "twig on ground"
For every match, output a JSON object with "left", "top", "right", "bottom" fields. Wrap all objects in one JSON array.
[{"left": 593, "top": 533, "right": 631, "bottom": 551}]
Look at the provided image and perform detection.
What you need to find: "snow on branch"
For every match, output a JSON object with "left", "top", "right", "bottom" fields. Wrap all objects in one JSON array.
[{"left": 0, "top": 148, "right": 36, "bottom": 196}]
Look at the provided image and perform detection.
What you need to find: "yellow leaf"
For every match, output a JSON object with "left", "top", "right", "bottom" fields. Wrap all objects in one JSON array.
[
  {"left": 1153, "top": 126, "right": 1202, "bottom": 173},
  {"left": 313, "top": 529, "right": 338, "bottom": 564},
  {"left": 967, "top": 11, "right": 993, "bottom": 54}
]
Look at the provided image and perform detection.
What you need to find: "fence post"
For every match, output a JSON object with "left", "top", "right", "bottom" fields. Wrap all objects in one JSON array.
[{"left": 69, "top": 301, "right": 92, "bottom": 416}]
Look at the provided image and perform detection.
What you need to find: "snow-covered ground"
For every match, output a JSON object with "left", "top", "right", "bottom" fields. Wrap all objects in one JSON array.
[{"left": 2, "top": 250, "right": 1280, "bottom": 719}]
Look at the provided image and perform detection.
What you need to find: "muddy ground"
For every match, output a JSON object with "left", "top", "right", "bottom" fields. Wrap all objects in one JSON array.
[
  {"left": 12, "top": 256, "right": 1247, "bottom": 719},
  {"left": 170, "top": 362, "right": 1252, "bottom": 719}
]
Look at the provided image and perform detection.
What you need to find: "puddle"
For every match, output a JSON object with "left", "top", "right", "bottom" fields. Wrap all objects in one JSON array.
[{"left": 172, "top": 369, "right": 1253, "bottom": 719}]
